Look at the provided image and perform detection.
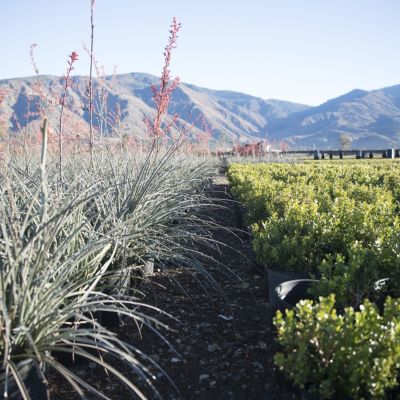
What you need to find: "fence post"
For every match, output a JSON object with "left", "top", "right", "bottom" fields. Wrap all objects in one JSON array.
[{"left": 387, "top": 148, "right": 395, "bottom": 159}]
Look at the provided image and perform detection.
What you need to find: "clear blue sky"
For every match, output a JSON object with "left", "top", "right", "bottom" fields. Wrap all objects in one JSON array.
[{"left": 1, "top": 0, "right": 399, "bottom": 105}]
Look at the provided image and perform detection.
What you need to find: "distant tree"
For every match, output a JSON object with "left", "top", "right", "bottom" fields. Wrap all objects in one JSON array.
[{"left": 340, "top": 133, "right": 352, "bottom": 150}]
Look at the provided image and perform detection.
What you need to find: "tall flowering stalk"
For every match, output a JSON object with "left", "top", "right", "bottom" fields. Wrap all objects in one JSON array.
[
  {"left": 58, "top": 51, "right": 78, "bottom": 182},
  {"left": 0, "top": 88, "right": 8, "bottom": 140},
  {"left": 195, "top": 116, "right": 212, "bottom": 155},
  {"left": 144, "top": 17, "right": 182, "bottom": 140},
  {"left": 88, "top": 0, "right": 95, "bottom": 165},
  {"left": 29, "top": 43, "right": 56, "bottom": 121},
  {"left": 0, "top": 89, "right": 11, "bottom": 159},
  {"left": 29, "top": 43, "right": 45, "bottom": 118}
]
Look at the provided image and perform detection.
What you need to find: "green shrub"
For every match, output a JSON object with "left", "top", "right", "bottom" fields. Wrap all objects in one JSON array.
[
  {"left": 274, "top": 295, "right": 400, "bottom": 399},
  {"left": 228, "top": 162, "right": 400, "bottom": 279},
  {"left": 310, "top": 246, "right": 383, "bottom": 308},
  {"left": 252, "top": 197, "right": 322, "bottom": 271}
]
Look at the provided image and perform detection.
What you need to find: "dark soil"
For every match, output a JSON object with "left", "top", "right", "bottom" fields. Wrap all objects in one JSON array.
[{"left": 50, "top": 175, "right": 296, "bottom": 400}]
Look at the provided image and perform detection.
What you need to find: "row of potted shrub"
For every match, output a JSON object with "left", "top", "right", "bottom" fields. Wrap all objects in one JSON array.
[{"left": 228, "top": 160, "right": 400, "bottom": 399}]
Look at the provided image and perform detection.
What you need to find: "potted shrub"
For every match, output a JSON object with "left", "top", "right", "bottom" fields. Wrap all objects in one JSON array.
[
  {"left": 274, "top": 295, "right": 400, "bottom": 399},
  {"left": 252, "top": 198, "right": 322, "bottom": 310},
  {"left": 309, "top": 237, "right": 400, "bottom": 311},
  {"left": 227, "top": 162, "right": 400, "bottom": 315}
]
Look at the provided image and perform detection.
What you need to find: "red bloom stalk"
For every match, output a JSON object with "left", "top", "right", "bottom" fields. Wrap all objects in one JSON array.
[
  {"left": 88, "top": 0, "right": 95, "bottom": 164},
  {"left": 29, "top": 43, "right": 55, "bottom": 120},
  {"left": 29, "top": 43, "right": 39, "bottom": 75},
  {"left": 145, "top": 17, "right": 182, "bottom": 138},
  {"left": 58, "top": 51, "right": 79, "bottom": 182}
]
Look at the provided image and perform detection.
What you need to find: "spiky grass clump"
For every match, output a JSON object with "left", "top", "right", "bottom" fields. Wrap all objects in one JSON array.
[
  {"left": 0, "top": 154, "right": 174, "bottom": 399},
  {"left": 0, "top": 129, "right": 222, "bottom": 398}
]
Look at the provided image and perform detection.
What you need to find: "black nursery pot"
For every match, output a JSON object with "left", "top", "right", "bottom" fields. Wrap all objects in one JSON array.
[
  {"left": 98, "top": 309, "right": 120, "bottom": 328},
  {"left": 233, "top": 201, "right": 246, "bottom": 230},
  {"left": 53, "top": 343, "right": 100, "bottom": 367},
  {"left": 374, "top": 278, "right": 390, "bottom": 313},
  {"left": 53, "top": 314, "right": 104, "bottom": 367},
  {"left": 274, "top": 279, "right": 317, "bottom": 313},
  {"left": 53, "top": 349, "right": 92, "bottom": 367},
  {"left": 101, "top": 273, "right": 132, "bottom": 327},
  {"left": 267, "top": 268, "right": 311, "bottom": 310},
  {"left": 0, "top": 359, "right": 49, "bottom": 400}
]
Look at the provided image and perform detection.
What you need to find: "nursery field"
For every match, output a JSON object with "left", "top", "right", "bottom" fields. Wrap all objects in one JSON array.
[
  {"left": 228, "top": 160, "right": 400, "bottom": 399},
  {"left": 48, "top": 175, "right": 285, "bottom": 400},
  {"left": 2, "top": 2, "right": 400, "bottom": 398},
  {"left": 0, "top": 137, "right": 298, "bottom": 399},
  {"left": 0, "top": 12, "right": 291, "bottom": 398},
  {"left": 0, "top": 133, "right": 221, "bottom": 397}
]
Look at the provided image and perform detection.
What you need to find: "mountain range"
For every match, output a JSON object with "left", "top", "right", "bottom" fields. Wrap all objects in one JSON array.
[{"left": 1, "top": 72, "right": 400, "bottom": 149}]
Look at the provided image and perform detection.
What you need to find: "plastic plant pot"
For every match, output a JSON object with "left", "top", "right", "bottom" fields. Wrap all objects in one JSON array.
[
  {"left": 274, "top": 279, "right": 317, "bottom": 313},
  {"left": 374, "top": 278, "right": 390, "bottom": 313},
  {"left": 267, "top": 268, "right": 311, "bottom": 310},
  {"left": 0, "top": 359, "right": 49, "bottom": 400}
]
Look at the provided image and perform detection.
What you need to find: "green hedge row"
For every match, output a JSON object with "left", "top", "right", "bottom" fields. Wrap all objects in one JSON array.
[
  {"left": 228, "top": 161, "right": 400, "bottom": 307},
  {"left": 227, "top": 161, "right": 400, "bottom": 399}
]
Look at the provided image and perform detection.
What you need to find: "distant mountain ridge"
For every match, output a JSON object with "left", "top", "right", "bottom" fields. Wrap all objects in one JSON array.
[
  {"left": 266, "top": 86, "right": 400, "bottom": 148},
  {"left": 1, "top": 72, "right": 400, "bottom": 149}
]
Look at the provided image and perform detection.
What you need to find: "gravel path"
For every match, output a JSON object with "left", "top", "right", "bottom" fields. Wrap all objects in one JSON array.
[{"left": 50, "top": 175, "right": 295, "bottom": 399}]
